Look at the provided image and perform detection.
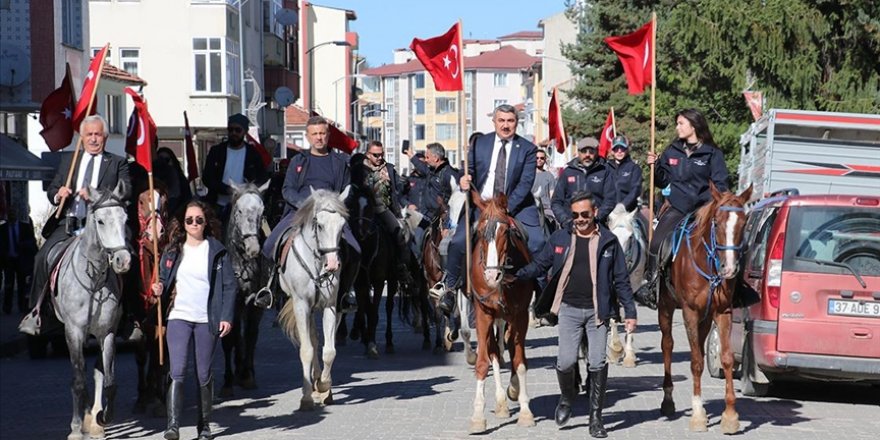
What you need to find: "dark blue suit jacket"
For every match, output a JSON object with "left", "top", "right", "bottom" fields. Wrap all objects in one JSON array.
[{"left": 469, "top": 133, "right": 539, "bottom": 226}]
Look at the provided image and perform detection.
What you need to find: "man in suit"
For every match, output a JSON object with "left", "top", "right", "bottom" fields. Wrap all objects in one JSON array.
[
  {"left": 431, "top": 104, "right": 546, "bottom": 314},
  {"left": 25, "top": 115, "right": 131, "bottom": 330},
  {"left": 201, "top": 113, "right": 270, "bottom": 220}
]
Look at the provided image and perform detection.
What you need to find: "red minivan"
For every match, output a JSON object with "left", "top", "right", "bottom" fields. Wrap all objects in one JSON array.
[{"left": 706, "top": 192, "right": 880, "bottom": 396}]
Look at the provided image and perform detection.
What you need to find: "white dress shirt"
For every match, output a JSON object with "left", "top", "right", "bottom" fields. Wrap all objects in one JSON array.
[
  {"left": 480, "top": 135, "right": 513, "bottom": 201},
  {"left": 70, "top": 152, "right": 101, "bottom": 205}
]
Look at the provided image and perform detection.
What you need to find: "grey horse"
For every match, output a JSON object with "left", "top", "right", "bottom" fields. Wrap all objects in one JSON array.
[{"left": 55, "top": 180, "right": 132, "bottom": 440}]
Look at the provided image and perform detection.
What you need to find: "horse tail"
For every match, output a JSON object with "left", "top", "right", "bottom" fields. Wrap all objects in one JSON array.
[{"left": 277, "top": 298, "right": 301, "bottom": 346}]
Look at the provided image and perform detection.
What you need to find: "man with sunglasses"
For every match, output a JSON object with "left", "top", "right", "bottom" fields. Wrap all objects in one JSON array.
[
  {"left": 532, "top": 148, "right": 556, "bottom": 225},
  {"left": 551, "top": 138, "right": 616, "bottom": 229},
  {"left": 607, "top": 135, "right": 643, "bottom": 213},
  {"left": 202, "top": 113, "right": 270, "bottom": 220},
  {"left": 513, "top": 191, "right": 637, "bottom": 438}
]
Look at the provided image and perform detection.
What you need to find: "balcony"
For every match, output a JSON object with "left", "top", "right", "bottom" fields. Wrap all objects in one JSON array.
[{"left": 264, "top": 65, "right": 300, "bottom": 105}]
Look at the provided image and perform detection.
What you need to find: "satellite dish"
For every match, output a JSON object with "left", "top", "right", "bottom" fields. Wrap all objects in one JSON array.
[
  {"left": 276, "top": 8, "right": 299, "bottom": 27},
  {"left": 273, "top": 87, "right": 295, "bottom": 107},
  {"left": 0, "top": 45, "right": 31, "bottom": 87}
]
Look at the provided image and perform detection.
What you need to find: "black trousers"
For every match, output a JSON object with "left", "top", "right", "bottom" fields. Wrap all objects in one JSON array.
[
  {"left": 29, "top": 219, "right": 76, "bottom": 308},
  {"left": 648, "top": 207, "right": 686, "bottom": 258}
]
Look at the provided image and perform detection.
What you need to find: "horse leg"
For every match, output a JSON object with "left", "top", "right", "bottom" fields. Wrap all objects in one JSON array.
[
  {"left": 607, "top": 318, "right": 624, "bottom": 364},
  {"left": 491, "top": 354, "right": 508, "bottom": 419},
  {"left": 511, "top": 311, "right": 535, "bottom": 427},
  {"left": 385, "top": 278, "right": 396, "bottom": 354},
  {"left": 94, "top": 332, "right": 117, "bottom": 431},
  {"left": 683, "top": 307, "right": 710, "bottom": 432},
  {"left": 316, "top": 306, "right": 338, "bottom": 405},
  {"left": 658, "top": 290, "right": 676, "bottom": 417},
  {"left": 219, "top": 328, "right": 237, "bottom": 398},
  {"left": 294, "top": 301, "right": 316, "bottom": 411},
  {"left": 240, "top": 304, "right": 262, "bottom": 390},
  {"left": 351, "top": 277, "right": 368, "bottom": 342},
  {"left": 133, "top": 336, "right": 148, "bottom": 414},
  {"left": 335, "top": 312, "right": 348, "bottom": 345},
  {"left": 715, "top": 311, "right": 740, "bottom": 434},
  {"left": 623, "top": 329, "right": 637, "bottom": 368},
  {"left": 65, "top": 328, "right": 87, "bottom": 440},
  {"left": 460, "top": 294, "right": 476, "bottom": 366},
  {"left": 469, "top": 313, "right": 491, "bottom": 433},
  {"left": 363, "top": 279, "right": 381, "bottom": 359}
]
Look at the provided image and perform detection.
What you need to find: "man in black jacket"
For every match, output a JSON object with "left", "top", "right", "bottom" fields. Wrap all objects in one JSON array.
[
  {"left": 201, "top": 113, "right": 269, "bottom": 220},
  {"left": 607, "top": 135, "right": 643, "bottom": 212},
  {"left": 515, "top": 192, "right": 637, "bottom": 438},
  {"left": 551, "top": 138, "right": 617, "bottom": 228}
]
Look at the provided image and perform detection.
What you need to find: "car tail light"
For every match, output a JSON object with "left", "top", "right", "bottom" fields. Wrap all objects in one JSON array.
[
  {"left": 766, "top": 232, "right": 785, "bottom": 309},
  {"left": 855, "top": 197, "right": 879, "bottom": 206}
]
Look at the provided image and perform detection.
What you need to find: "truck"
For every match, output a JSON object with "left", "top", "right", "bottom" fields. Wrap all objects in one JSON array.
[{"left": 737, "top": 109, "right": 880, "bottom": 202}]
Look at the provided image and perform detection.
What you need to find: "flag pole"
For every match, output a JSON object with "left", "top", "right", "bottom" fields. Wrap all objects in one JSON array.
[
  {"left": 148, "top": 170, "right": 165, "bottom": 366},
  {"left": 456, "top": 19, "right": 472, "bottom": 298},
  {"left": 647, "top": 12, "right": 657, "bottom": 242},
  {"left": 56, "top": 43, "right": 110, "bottom": 219},
  {"left": 610, "top": 106, "right": 617, "bottom": 138}
]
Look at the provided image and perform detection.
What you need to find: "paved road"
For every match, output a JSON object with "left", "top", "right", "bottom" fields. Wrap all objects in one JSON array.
[{"left": 1, "top": 298, "right": 877, "bottom": 440}]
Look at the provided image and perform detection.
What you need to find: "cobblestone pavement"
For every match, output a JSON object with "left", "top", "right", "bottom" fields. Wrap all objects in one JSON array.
[{"left": 1, "top": 298, "right": 877, "bottom": 440}]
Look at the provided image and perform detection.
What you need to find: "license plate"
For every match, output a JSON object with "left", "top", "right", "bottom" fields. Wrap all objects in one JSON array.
[{"left": 827, "top": 299, "right": 880, "bottom": 318}]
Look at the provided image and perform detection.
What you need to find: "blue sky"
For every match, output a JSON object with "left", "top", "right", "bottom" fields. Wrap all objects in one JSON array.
[{"left": 316, "top": 0, "right": 569, "bottom": 66}]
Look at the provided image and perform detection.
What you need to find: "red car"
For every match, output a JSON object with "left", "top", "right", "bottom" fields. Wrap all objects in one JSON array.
[{"left": 705, "top": 191, "right": 880, "bottom": 395}]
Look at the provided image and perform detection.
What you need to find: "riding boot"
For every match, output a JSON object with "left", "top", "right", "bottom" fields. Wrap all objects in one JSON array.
[
  {"left": 164, "top": 380, "right": 183, "bottom": 440},
  {"left": 588, "top": 366, "right": 609, "bottom": 438},
  {"left": 633, "top": 255, "right": 659, "bottom": 310},
  {"left": 555, "top": 367, "right": 577, "bottom": 427},
  {"left": 196, "top": 378, "right": 214, "bottom": 440}
]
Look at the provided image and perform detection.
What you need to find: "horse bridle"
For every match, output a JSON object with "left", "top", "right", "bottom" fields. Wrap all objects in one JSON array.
[
  {"left": 291, "top": 207, "right": 341, "bottom": 287},
  {"left": 474, "top": 219, "right": 516, "bottom": 313},
  {"left": 70, "top": 199, "right": 128, "bottom": 291},
  {"left": 686, "top": 204, "right": 746, "bottom": 321}
]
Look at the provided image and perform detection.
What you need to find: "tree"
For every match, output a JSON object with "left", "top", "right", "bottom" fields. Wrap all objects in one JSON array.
[{"left": 561, "top": 0, "right": 880, "bottom": 182}]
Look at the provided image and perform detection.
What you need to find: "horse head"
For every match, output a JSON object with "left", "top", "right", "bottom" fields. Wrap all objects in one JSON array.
[
  {"left": 87, "top": 180, "right": 132, "bottom": 274},
  {"left": 608, "top": 203, "right": 636, "bottom": 250},
  {"left": 707, "top": 182, "right": 753, "bottom": 279},
  {"left": 307, "top": 186, "right": 350, "bottom": 275},
  {"left": 400, "top": 205, "right": 424, "bottom": 243},
  {"left": 230, "top": 182, "right": 267, "bottom": 259},
  {"left": 472, "top": 194, "right": 513, "bottom": 291}
]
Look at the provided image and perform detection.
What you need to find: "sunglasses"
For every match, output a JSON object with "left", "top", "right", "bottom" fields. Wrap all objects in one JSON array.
[
  {"left": 611, "top": 146, "right": 628, "bottom": 152},
  {"left": 368, "top": 152, "right": 384, "bottom": 158},
  {"left": 578, "top": 147, "right": 597, "bottom": 154},
  {"left": 536, "top": 156, "right": 546, "bottom": 160},
  {"left": 571, "top": 210, "right": 593, "bottom": 220},
  {"left": 185, "top": 216, "right": 205, "bottom": 226}
]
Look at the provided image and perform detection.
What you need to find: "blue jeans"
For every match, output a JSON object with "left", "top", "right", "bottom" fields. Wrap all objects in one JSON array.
[
  {"left": 167, "top": 319, "right": 217, "bottom": 386},
  {"left": 556, "top": 303, "right": 608, "bottom": 372}
]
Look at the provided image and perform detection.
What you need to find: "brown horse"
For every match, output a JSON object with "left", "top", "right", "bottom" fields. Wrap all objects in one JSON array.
[
  {"left": 658, "top": 183, "right": 752, "bottom": 433},
  {"left": 467, "top": 193, "right": 535, "bottom": 433}
]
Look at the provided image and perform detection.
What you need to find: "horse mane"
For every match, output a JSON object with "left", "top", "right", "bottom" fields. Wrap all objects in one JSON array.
[
  {"left": 692, "top": 190, "right": 739, "bottom": 239},
  {"left": 291, "top": 189, "right": 348, "bottom": 232},
  {"left": 478, "top": 194, "right": 509, "bottom": 243}
]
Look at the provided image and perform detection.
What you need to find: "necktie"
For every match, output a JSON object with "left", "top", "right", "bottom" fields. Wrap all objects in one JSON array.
[
  {"left": 493, "top": 139, "right": 508, "bottom": 195},
  {"left": 75, "top": 155, "right": 96, "bottom": 219}
]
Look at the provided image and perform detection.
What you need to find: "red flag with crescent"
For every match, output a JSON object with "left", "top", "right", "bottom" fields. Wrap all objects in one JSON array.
[
  {"left": 73, "top": 44, "right": 108, "bottom": 131},
  {"left": 548, "top": 87, "right": 567, "bottom": 154},
  {"left": 183, "top": 111, "right": 199, "bottom": 181},
  {"left": 39, "top": 64, "right": 77, "bottom": 151},
  {"left": 409, "top": 23, "right": 463, "bottom": 91},
  {"left": 604, "top": 20, "right": 653, "bottom": 95},
  {"left": 125, "top": 88, "right": 157, "bottom": 172},
  {"left": 598, "top": 109, "right": 615, "bottom": 158}
]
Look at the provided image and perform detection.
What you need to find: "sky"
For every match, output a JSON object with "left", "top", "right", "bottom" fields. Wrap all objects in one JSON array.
[{"left": 314, "top": 0, "right": 570, "bottom": 67}]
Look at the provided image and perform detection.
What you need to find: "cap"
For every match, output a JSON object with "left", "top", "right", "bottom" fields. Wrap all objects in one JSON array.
[
  {"left": 576, "top": 137, "right": 599, "bottom": 150},
  {"left": 611, "top": 135, "right": 629, "bottom": 150},
  {"left": 228, "top": 113, "right": 250, "bottom": 129}
]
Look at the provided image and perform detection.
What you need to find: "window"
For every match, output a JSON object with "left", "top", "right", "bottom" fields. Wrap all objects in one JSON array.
[
  {"left": 384, "top": 104, "right": 394, "bottom": 122},
  {"left": 465, "top": 71, "right": 474, "bottom": 93},
  {"left": 783, "top": 206, "right": 880, "bottom": 276},
  {"left": 362, "top": 77, "right": 380, "bottom": 93},
  {"left": 436, "top": 97, "right": 456, "bottom": 114},
  {"left": 62, "top": 0, "right": 83, "bottom": 48},
  {"left": 91, "top": 47, "right": 112, "bottom": 64},
  {"left": 263, "top": 0, "right": 284, "bottom": 38},
  {"left": 436, "top": 124, "right": 456, "bottom": 140},
  {"left": 413, "top": 73, "right": 425, "bottom": 89},
  {"left": 493, "top": 99, "right": 508, "bottom": 109},
  {"left": 193, "top": 37, "right": 238, "bottom": 95},
  {"left": 493, "top": 73, "right": 507, "bottom": 87},
  {"left": 226, "top": 37, "right": 241, "bottom": 96},
  {"left": 105, "top": 95, "right": 124, "bottom": 135},
  {"left": 384, "top": 78, "right": 395, "bottom": 99},
  {"left": 119, "top": 48, "right": 140, "bottom": 76},
  {"left": 414, "top": 124, "right": 425, "bottom": 140},
  {"left": 414, "top": 98, "right": 425, "bottom": 115},
  {"left": 386, "top": 127, "right": 396, "bottom": 148}
]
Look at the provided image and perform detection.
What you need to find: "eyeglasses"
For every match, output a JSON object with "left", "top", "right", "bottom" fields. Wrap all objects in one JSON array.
[
  {"left": 570, "top": 210, "right": 593, "bottom": 220},
  {"left": 185, "top": 216, "right": 205, "bottom": 226},
  {"left": 368, "top": 152, "right": 384, "bottom": 158},
  {"left": 227, "top": 126, "right": 244, "bottom": 133},
  {"left": 611, "top": 146, "right": 628, "bottom": 153},
  {"left": 578, "top": 147, "right": 597, "bottom": 154},
  {"left": 536, "top": 156, "right": 546, "bottom": 161}
]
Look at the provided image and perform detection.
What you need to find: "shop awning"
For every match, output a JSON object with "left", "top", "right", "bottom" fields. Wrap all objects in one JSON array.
[{"left": 0, "top": 134, "right": 55, "bottom": 181}]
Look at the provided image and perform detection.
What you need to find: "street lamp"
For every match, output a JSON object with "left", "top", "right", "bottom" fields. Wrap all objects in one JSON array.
[{"left": 306, "top": 40, "right": 351, "bottom": 111}]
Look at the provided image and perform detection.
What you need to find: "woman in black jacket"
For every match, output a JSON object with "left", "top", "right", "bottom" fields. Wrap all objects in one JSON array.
[{"left": 151, "top": 200, "right": 236, "bottom": 440}]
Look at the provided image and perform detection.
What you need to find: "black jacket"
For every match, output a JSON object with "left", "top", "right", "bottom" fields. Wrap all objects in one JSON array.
[
  {"left": 157, "top": 237, "right": 237, "bottom": 336},
  {"left": 282, "top": 150, "right": 351, "bottom": 216},
  {"left": 655, "top": 140, "right": 729, "bottom": 214},
  {"left": 517, "top": 224, "right": 636, "bottom": 323},
  {"left": 410, "top": 157, "right": 461, "bottom": 222},
  {"left": 202, "top": 142, "right": 269, "bottom": 204},
  {"left": 552, "top": 159, "right": 616, "bottom": 226},
  {"left": 608, "top": 156, "right": 643, "bottom": 212}
]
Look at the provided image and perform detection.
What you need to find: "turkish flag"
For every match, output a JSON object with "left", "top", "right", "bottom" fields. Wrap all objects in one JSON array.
[
  {"left": 245, "top": 131, "right": 273, "bottom": 168},
  {"left": 604, "top": 20, "right": 653, "bottom": 95},
  {"left": 183, "top": 111, "right": 199, "bottom": 181},
  {"left": 410, "top": 23, "right": 463, "bottom": 91},
  {"left": 310, "top": 111, "right": 359, "bottom": 154},
  {"left": 125, "top": 88, "right": 157, "bottom": 172},
  {"left": 597, "top": 109, "right": 615, "bottom": 158},
  {"left": 743, "top": 91, "right": 763, "bottom": 121},
  {"left": 548, "top": 87, "right": 568, "bottom": 154},
  {"left": 73, "top": 44, "right": 109, "bottom": 131},
  {"left": 39, "top": 64, "right": 76, "bottom": 151}
]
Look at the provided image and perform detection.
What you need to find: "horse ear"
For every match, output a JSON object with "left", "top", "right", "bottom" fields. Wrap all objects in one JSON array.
[
  {"left": 339, "top": 185, "right": 351, "bottom": 201},
  {"left": 739, "top": 184, "right": 753, "bottom": 204},
  {"left": 257, "top": 180, "right": 270, "bottom": 194},
  {"left": 112, "top": 179, "right": 129, "bottom": 200},
  {"left": 472, "top": 193, "right": 487, "bottom": 212},
  {"left": 709, "top": 180, "right": 722, "bottom": 201}
]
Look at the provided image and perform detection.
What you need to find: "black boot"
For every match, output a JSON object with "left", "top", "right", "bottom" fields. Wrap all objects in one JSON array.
[
  {"left": 164, "top": 380, "right": 183, "bottom": 440},
  {"left": 197, "top": 378, "right": 214, "bottom": 440},
  {"left": 555, "top": 367, "right": 577, "bottom": 427},
  {"left": 633, "top": 256, "right": 659, "bottom": 310},
  {"left": 588, "top": 366, "right": 609, "bottom": 438}
]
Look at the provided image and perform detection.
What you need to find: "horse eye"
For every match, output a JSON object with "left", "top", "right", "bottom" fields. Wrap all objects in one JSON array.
[{"left": 97, "top": 219, "right": 105, "bottom": 225}]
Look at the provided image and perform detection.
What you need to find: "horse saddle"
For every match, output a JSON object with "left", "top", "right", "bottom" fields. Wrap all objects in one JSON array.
[
  {"left": 48, "top": 236, "right": 78, "bottom": 295},
  {"left": 656, "top": 213, "right": 697, "bottom": 272},
  {"left": 273, "top": 225, "right": 296, "bottom": 270}
]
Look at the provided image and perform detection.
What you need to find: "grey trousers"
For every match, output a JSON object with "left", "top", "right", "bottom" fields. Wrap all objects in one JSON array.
[{"left": 557, "top": 302, "right": 608, "bottom": 372}]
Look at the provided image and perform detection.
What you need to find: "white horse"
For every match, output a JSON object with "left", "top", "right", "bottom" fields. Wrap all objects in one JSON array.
[
  {"left": 277, "top": 187, "right": 350, "bottom": 411},
  {"left": 606, "top": 203, "right": 645, "bottom": 368}
]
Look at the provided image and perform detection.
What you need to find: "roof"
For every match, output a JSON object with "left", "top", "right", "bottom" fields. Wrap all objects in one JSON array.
[
  {"left": 284, "top": 104, "right": 311, "bottom": 126},
  {"left": 100, "top": 62, "right": 148, "bottom": 86},
  {"left": 497, "top": 30, "right": 543, "bottom": 40},
  {"left": 463, "top": 39, "right": 498, "bottom": 44},
  {"left": 0, "top": 135, "right": 55, "bottom": 181},
  {"left": 362, "top": 46, "right": 540, "bottom": 77}
]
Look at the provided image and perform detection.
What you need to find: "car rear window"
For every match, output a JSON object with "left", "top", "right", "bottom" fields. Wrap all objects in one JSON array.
[{"left": 783, "top": 206, "right": 880, "bottom": 277}]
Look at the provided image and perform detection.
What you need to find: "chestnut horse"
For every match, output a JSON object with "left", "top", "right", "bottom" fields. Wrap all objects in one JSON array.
[
  {"left": 467, "top": 194, "right": 535, "bottom": 433},
  {"left": 658, "top": 183, "right": 752, "bottom": 433}
]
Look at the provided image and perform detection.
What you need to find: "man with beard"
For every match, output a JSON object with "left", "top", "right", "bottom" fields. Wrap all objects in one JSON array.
[{"left": 551, "top": 138, "right": 616, "bottom": 228}]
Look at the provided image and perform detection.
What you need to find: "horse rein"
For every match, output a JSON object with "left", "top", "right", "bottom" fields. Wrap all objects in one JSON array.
[{"left": 291, "top": 208, "right": 341, "bottom": 289}]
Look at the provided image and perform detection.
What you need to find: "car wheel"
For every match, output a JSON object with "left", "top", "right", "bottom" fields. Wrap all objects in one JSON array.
[
  {"left": 705, "top": 322, "right": 723, "bottom": 379},
  {"left": 741, "top": 335, "right": 770, "bottom": 397}
]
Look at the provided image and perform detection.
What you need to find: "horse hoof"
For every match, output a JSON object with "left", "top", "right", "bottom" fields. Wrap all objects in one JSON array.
[
  {"left": 89, "top": 420, "right": 106, "bottom": 438},
  {"left": 660, "top": 399, "right": 675, "bottom": 417},
  {"left": 323, "top": 389, "right": 334, "bottom": 406},
  {"left": 495, "top": 402, "right": 509, "bottom": 418},
  {"left": 442, "top": 331, "right": 454, "bottom": 352},
  {"left": 506, "top": 385, "right": 519, "bottom": 401},
  {"left": 299, "top": 399, "right": 316, "bottom": 411},
  {"left": 469, "top": 418, "right": 487, "bottom": 434},
  {"left": 689, "top": 415, "right": 708, "bottom": 432},
  {"left": 517, "top": 412, "right": 536, "bottom": 427},
  {"left": 315, "top": 380, "right": 331, "bottom": 394},
  {"left": 67, "top": 433, "right": 83, "bottom": 440},
  {"left": 466, "top": 351, "right": 477, "bottom": 366},
  {"left": 623, "top": 355, "right": 637, "bottom": 368},
  {"left": 219, "top": 385, "right": 234, "bottom": 398},
  {"left": 82, "top": 412, "right": 93, "bottom": 433},
  {"left": 96, "top": 409, "right": 111, "bottom": 426},
  {"left": 385, "top": 344, "right": 395, "bottom": 354},
  {"left": 366, "top": 343, "right": 380, "bottom": 359},
  {"left": 720, "top": 413, "right": 740, "bottom": 434}
]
